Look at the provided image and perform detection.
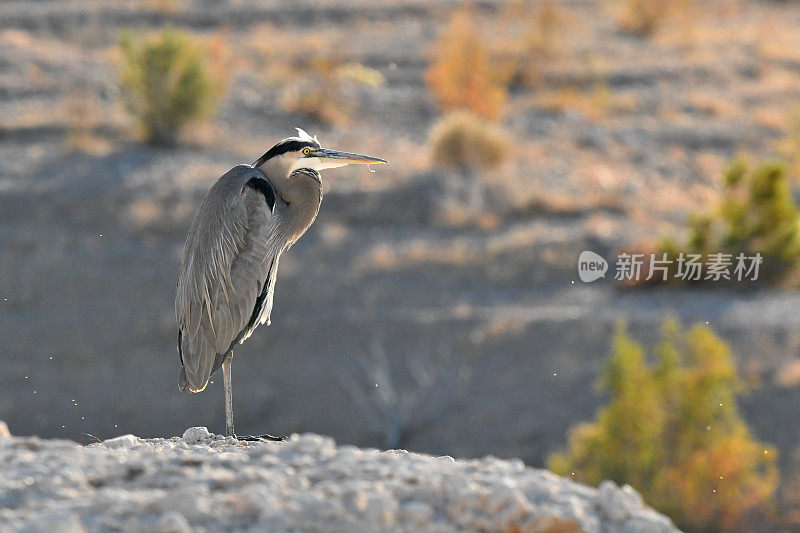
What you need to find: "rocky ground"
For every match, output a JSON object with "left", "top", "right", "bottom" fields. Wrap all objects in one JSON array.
[{"left": 0, "top": 423, "right": 677, "bottom": 533}]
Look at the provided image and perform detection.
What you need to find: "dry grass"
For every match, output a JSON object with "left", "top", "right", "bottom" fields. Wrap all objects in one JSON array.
[
  {"left": 238, "top": 24, "right": 382, "bottom": 125},
  {"left": 428, "top": 111, "right": 508, "bottom": 221},
  {"left": 492, "top": 0, "right": 568, "bottom": 87},
  {"left": 530, "top": 83, "right": 636, "bottom": 122},
  {"left": 426, "top": 7, "right": 507, "bottom": 121},
  {"left": 512, "top": 191, "right": 625, "bottom": 218},
  {"left": 502, "top": 517, "right": 584, "bottom": 533},
  {"left": 242, "top": 24, "right": 334, "bottom": 84},
  {"left": 62, "top": 90, "right": 113, "bottom": 154},
  {"left": 525, "top": 0, "right": 564, "bottom": 57},
  {"left": 617, "top": 0, "right": 689, "bottom": 37},
  {"left": 280, "top": 55, "right": 384, "bottom": 125},
  {"left": 358, "top": 224, "right": 548, "bottom": 271},
  {"left": 141, "top": 0, "right": 182, "bottom": 14},
  {"left": 779, "top": 105, "right": 800, "bottom": 180},
  {"left": 281, "top": 83, "right": 350, "bottom": 125}
]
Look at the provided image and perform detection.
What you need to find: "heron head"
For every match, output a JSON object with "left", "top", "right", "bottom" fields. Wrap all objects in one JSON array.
[{"left": 252, "top": 128, "right": 386, "bottom": 177}]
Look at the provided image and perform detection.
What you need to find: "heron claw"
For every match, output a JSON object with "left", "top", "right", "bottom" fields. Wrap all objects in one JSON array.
[{"left": 235, "top": 433, "right": 286, "bottom": 442}]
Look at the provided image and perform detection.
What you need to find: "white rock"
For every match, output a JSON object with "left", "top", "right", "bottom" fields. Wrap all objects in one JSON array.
[
  {"left": 24, "top": 511, "right": 85, "bottom": 533},
  {"left": 156, "top": 511, "right": 191, "bottom": 533},
  {"left": 182, "top": 426, "right": 211, "bottom": 443},
  {"left": 0, "top": 420, "right": 10, "bottom": 439},
  {"left": 363, "top": 495, "right": 398, "bottom": 526},
  {"left": 400, "top": 501, "right": 434, "bottom": 524},
  {"left": 597, "top": 480, "right": 644, "bottom": 522},
  {"left": 230, "top": 484, "right": 279, "bottom": 518},
  {"left": 0, "top": 432, "right": 678, "bottom": 532},
  {"left": 159, "top": 486, "right": 210, "bottom": 518},
  {"left": 623, "top": 514, "right": 676, "bottom": 533},
  {"left": 101, "top": 434, "right": 140, "bottom": 449}
]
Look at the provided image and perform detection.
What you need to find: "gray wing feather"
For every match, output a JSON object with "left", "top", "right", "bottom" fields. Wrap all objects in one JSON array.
[{"left": 176, "top": 166, "right": 282, "bottom": 392}]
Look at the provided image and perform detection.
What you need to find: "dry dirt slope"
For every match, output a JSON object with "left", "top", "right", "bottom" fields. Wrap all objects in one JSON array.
[{"left": 0, "top": 423, "right": 677, "bottom": 533}]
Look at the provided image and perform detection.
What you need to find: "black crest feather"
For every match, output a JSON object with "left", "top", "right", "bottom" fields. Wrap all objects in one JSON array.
[{"left": 252, "top": 138, "right": 320, "bottom": 168}]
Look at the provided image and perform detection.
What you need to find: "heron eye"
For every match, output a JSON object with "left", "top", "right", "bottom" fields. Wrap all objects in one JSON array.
[{"left": 302, "top": 148, "right": 311, "bottom": 155}]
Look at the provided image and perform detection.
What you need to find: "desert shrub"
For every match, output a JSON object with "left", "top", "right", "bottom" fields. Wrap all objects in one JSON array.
[
  {"left": 779, "top": 105, "right": 800, "bottom": 179},
  {"left": 429, "top": 111, "right": 508, "bottom": 172},
  {"left": 247, "top": 27, "right": 382, "bottom": 125},
  {"left": 494, "top": 0, "right": 565, "bottom": 87},
  {"left": 533, "top": 82, "right": 619, "bottom": 122},
  {"left": 526, "top": 0, "right": 562, "bottom": 57},
  {"left": 664, "top": 157, "right": 800, "bottom": 283},
  {"left": 119, "top": 27, "right": 216, "bottom": 145},
  {"left": 281, "top": 55, "right": 384, "bottom": 125},
  {"left": 518, "top": 517, "right": 583, "bottom": 533},
  {"left": 427, "top": 111, "right": 508, "bottom": 219},
  {"left": 549, "top": 320, "right": 778, "bottom": 532},
  {"left": 618, "top": 0, "right": 679, "bottom": 37},
  {"left": 143, "top": 0, "right": 182, "bottom": 14},
  {"left": 425, "top": 8, "right": 507, "bottom": 121}
]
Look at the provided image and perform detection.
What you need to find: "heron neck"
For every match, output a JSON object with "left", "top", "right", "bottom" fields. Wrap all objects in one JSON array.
[
  {"left": 271, "top": 170, "right": 323, "bottom": 244},
  {"left": 256, "top": 157, "right": 323, "bottom": 242}
]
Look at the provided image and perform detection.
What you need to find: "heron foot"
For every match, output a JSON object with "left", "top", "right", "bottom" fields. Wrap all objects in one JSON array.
[{"left": 235, "top": 433, "right": 286, "bottom": 442}]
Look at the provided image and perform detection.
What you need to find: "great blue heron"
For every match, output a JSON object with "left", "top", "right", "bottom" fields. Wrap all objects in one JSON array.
[{"left": 176, "top": 128, "right": 386, "bottom": 439}]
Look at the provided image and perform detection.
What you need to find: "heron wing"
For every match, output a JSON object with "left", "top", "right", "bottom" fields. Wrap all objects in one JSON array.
[{"left": 176, "top": 166, "right": 280, "bottom": 392}]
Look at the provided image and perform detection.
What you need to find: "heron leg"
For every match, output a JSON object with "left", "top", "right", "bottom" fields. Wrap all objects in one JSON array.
[
  {"left": 222, "top": 355, "right": 234, "bottom": 437},
  {"left": 223, "top": 353, "right": 285, "bottom": 442}
]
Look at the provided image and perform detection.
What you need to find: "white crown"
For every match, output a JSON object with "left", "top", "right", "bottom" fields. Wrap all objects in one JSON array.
[{"left": 295, "top": 127, "right": 319, "bottom": 144}]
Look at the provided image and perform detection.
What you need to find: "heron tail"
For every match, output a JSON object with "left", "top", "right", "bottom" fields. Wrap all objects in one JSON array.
[
  {"left": 179, "top": 368, "right": 208, "bottom": 393},
  {"left": 181, "top": 369, "right": 209, "bottom": 393},
  {"left": 178, "top": 327, "right": 213, "bottom": 393}
]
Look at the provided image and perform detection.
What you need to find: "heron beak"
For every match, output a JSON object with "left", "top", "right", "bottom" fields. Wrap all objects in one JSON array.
[{"left": 315, "top": 148, "right": 387, "bottom": 165}]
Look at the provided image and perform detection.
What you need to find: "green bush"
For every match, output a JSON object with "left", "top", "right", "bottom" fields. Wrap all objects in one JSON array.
[
  {"left": 549, "top": 320, "right": 778, "bottom": 532},
  {"left": 119, "top": 27, "right": 216, "bottom": 145},
  {"left": 660, "top": 157, "right": 800, "bottom": 283}
]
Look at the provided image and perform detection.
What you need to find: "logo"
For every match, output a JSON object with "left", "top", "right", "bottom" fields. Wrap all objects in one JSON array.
[{"left": 578, "top": 251, "right": 608, "bottom": 282}]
